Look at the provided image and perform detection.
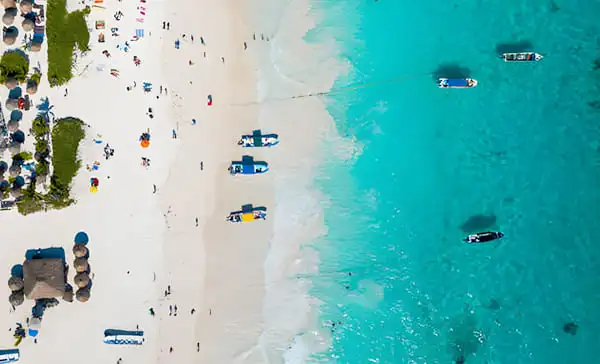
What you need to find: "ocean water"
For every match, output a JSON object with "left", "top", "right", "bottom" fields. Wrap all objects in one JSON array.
[{"left": 305, "top": 0, "right": 600, "bottom": 363}]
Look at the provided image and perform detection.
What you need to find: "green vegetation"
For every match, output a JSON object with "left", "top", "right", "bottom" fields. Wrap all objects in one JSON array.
[
  {"left": 30, "top": 70, "right": 41, "bottom": 86},
  {"left": 0, "top": 51, "right": 30, "bottom": 83},
  {"left": 13, "top": 151, "right": 33, "bottom": 161},
  {"left": 47, "top": 0, "right": 90, "bottom": 86},
  {"left": 17, "top": 118, "right": 85, "bottom": 215}
]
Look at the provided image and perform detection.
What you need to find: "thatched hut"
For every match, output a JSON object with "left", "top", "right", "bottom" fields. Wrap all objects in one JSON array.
[
  {"left": 62, "top": 288, "right": 74, "bottom": 303},
  {"left": 2, "top": 10, "right": 15, "bottom": 26},
  {"left": 8, "top": 276, "right": 24, "bottom": 291},
  {"left": 2, "top": 0, "right": 16, "bottom": 8},
  {"left": 73, "top": 244, "right": 88, "bottom": 258},
  {"left": 19, "top": 0, "right": 33, "bottom": 13},
  {"left": 21, "top": 18, "right": 33, "bottom": 32},
  {"left": 7, "top": 119, "right": 18, "bottom": 132},
  {"left": 74, "top": 272, "right": 89, "bottom": 288},
  {"left": 76, "top": 287, "right": 90, "bottom": 302},
  {"left": 73, "top": 257, "right": 88, "bottom": 273},
  {"left": 23, "top": 258, "right": 66, "bottom": 300},
  {"left": 9, "top": 290, "right": 24, "bottom": 306},
  {"left": 30, "top": 42, "right": 41, "bottom": 52}
]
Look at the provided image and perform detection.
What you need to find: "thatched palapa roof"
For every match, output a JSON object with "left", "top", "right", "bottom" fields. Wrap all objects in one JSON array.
[{"left": 23, "top": 258, "right": 66, "bottom": 300}]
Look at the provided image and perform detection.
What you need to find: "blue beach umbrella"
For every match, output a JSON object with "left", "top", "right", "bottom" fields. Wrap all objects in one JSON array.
[
  {"left": 0, "top": 180, "right": 10, "bottom": 192},
  {"left": 13, "top": 175, "right": 25, "bottom": 188},
  {"left": 0, "top": 161, "right": 7, "bottom": 174},
  {"left": 8, "top": 87, "right": 22, "bottom": 100},
  {"left": 11, "top": 130, "right": 25, "bottom": 144},
  {"left": 74, "top": 231, "right": 89, "bottom": 245},
  {"left": 10, "top": 110, "right": 22, "bottom": 121}
]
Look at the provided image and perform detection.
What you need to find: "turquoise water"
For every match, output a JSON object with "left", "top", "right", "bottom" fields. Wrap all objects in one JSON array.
[{"left": 309, "top": 0, "right": 600, "bottom": 362}]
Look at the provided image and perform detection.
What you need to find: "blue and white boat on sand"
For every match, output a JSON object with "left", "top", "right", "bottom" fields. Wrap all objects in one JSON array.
[
  {"left": 229, "top": 156, "right": 269, "bottom": 175},
  {"left": 438, "top": 78, "right": 478, "bottom": 89},
  {"left": 226, "top": 204, "right": 267, "bottom": 223},
  {"left": 238, "top": 130, "right": 279, "bottom": 148},
  {"left": 103, "top": 329, "right": 145, "bottom": 345}
]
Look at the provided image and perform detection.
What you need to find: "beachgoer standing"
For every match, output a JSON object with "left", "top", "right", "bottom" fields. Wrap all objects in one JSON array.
[
  {"left": 153, "top": 184, "right": 157, "bottom": 194},
  {"left": 167, "top": 22, "right": 170, "bottom": 30},
  {"left": 200, "top": 36, "right": 205, "bottom": 45},
  {"left": 162, "top": 21, "right": 165, "bottom": 29},
  {"left": 244, "top": 42, "right": 247, "bottom": 50},
  {"left": 195, "top": 217, "right": 198, "bottom": 227},
  {"left": 200, "top": 161, "right": 203, "bottom": 170},
  {"left": 172, "top": 129, "right": 177, "bottom": 139}
]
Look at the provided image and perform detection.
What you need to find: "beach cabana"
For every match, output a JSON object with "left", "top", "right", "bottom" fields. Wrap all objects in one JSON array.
[
  {"left": 74, "top": 272, "right": 89, "bottom": 288},
  {"left": 19, "top": 0, "right": 33, "bottom": 14},
  {"left": 76, "top": 287, "right": 90, "bottom": 302},
  {"left": 23, "top": 258, "right": 66, "bottom": 300},
  {"left": 9, "top": 290, "right": 24, "bottom": 306},
  {"left": 2, "top": 10, "right": 16, "bottom": 26},
  {"left": 73, "top": 257, "right": 88, "bottom": 273},
  {"left": 72, "top": 244, "right": 88, "bottom": 258},
  {"left": 8, "top": 276, "right": 24, "bottom": 291}
]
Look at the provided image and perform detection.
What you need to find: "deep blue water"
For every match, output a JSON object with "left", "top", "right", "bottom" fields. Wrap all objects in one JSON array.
[{"left": 309, "top": 0, "right": 600, "bottom": 362}]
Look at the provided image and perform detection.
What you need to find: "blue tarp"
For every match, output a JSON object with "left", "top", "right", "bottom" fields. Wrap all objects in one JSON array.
[
  {"left": 242, "top": 164, "right": 253, "bottom": 174},
  {"left": 8, "top": 87, "right": 22, "bottom": 100},
  {"left": 25, "top": 247, "right": 66, "bottom": 261},
  {"left": 447, "top": 78, "right": 468, "bottom": 87}
]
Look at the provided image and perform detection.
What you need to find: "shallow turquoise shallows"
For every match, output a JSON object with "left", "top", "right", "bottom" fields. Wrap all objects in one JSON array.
[{"left": 308, "top": 0, "right": 600, "bottom": 363}]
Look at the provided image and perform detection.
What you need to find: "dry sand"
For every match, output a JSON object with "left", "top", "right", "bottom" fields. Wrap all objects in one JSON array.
[{"left": 0, "top": 0, "right": 343, "bottom": 362}]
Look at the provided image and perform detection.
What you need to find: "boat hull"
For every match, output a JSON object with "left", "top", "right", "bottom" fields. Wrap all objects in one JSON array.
[
  {"left": 502, "top": 52, "right": 543, "bottom": 62},
  {"left": 438, "top": 78, "right": 478, "bottom": 89},
  {"left": 463, "top": 231, "right": 504, "bottom": 244}
]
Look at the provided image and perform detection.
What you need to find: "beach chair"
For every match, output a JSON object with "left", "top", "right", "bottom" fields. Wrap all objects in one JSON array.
[{"left": 135, "top": 29, "right": 144, "bottom": 38}]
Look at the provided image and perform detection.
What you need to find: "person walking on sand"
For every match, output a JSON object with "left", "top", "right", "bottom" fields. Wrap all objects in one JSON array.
[
  {"left": 221, "top": 57, "right": 225, "bottom": 63},
  {"left": 162, "top": 21, "right": 165, "bottom": 29},
  {"left": 153, "top": 184, "right": 157, "bottom": 194},
  {"left": 195, "top": 217, "right": 198, "bottom": 227},
  {"left": 192, "top": 118, "right": 196, "bottom": 125},
  {"left": 169, "top": 347, "right": 173, "bottom": 353},
  {"left": 200, "top": 161, "right": 204, "bottom": 170},
  {"left": 174, "top": 305, "right": 178, "bottom": 316},
  {"left": 200, "top": 36, "right": 205, "bottom": 45},
  {"left": 197, "top": 342, "right": 200, "bottom": 352},
  {"left": 169, "top": 305, "right": 173, "bottom": 316},
  {"left": 149, "top": 307, "right": 155, "bottom": 316},
  {"left": 244, "top": 41, "right": 247, "bottom": 50},
  {"left": 167, "top": 22, "right": 170, "bottom": 30},
  {"left": 172, "top": 129, "right": 177, "bottom": 139},
  {"left": 191, "top": 35, "right": 194, "bottom": 42}
]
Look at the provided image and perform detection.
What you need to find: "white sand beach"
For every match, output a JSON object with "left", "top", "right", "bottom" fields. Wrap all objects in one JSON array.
[{"left": 0, "top": 0, "right": 342, "bottom": 362}]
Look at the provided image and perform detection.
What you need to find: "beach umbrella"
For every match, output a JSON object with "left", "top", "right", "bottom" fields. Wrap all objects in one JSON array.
[
  {"left": 2, "top": 11, "right": 15, "bottom": 26},
  {"left": 13, "top": 175, "right": 24, "bottom": 188},
  {"left": 76, "top": 288, "right": 90, "bottom": 302},
  {"left": 8, "top": 276, "right": 24, "bottom": 291},
  {"left": 8, "top": 87, "right": 22, "bottom": 100},
  {"left": 26, "top": 82, "right": 37, "bottom": 95},
  {"left": 72, "top": 243, "right": 88, "bottom": 258},
  {"left": 140, "top": 139, "right": 150, "bottom": 148},
  {"left": 8, "top": 164, "right": 20, "bottom": 177},
  {"left": 9, "top": 110, "right": 22, "bottom": 121},
  {"left": 9, "top": 290, "right": 24, "bottom": 306},
  {"left": 74, "top": 231, "right": 89, "bottom": 244},
  {"left": 62, "top": 289, "right": 74, "bottom": 303},
  {"left": 21, "top": 18, "right": 34, "bottom": 31},
  {"left": 5, "top": 98, "right": 18, "bottom": 110},
  {"left": 2, "top": 0, "right": 16, "bottom": 8},
  {"left": 0, "top": 180, "right": 9, "bottom": 191},
  {"left": 11, "top": 130, "right": 24, "bottom": 144},
  {"left": 74, "top": 272, "right": 90, "bottom": 288},
  {"left": 73, "top": 257, "right": 89, "bottom": 273},
  {"left": 0, "top": 161, "right": 7, "bottom": 174},
  {"left": 10, "top": 187, "right": 22, "bottom": 198},
  {"left": 4, "top": 77, "right": 17, "bottom": 90},
  {"left": 19, "top": 0, "right": 33, "bottom": 14},
  {"left": 7, "top": 120, "right": 18, "bottom": 132}
]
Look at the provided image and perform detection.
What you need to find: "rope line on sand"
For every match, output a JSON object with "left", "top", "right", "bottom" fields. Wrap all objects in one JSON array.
[{"left": 227, "top": 71, "right": 434, "bottom": 107}]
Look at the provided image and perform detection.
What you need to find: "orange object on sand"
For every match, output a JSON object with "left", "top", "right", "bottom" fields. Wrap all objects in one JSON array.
[{"left": 140, "top": 140, "right": 150, "bottom": 148}]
